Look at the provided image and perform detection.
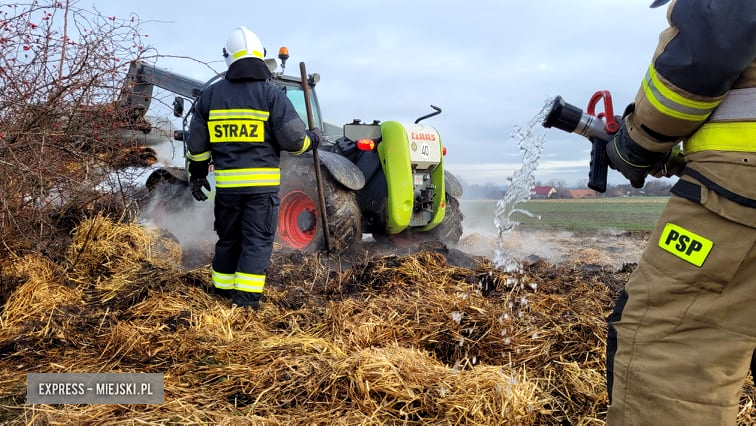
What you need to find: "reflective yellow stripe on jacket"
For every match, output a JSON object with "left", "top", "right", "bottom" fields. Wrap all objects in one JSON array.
[
  {"left": 214, "top": 167, "right": 281, "bottom": 188},
  {"left": 684, "top": 122, "right": 756, "bottom": 153},
  {"left": 291, "top": 134, "right": 312, "bottom": 156},
  {"left": 683, "top": 88, "right": 756, "bottom": 154},
  {"left": 187, "top": 150, "right": 211, "bottom": 162},
  {"left": 209, "top": 109, "right": 270, "bottom": 121},
  {"left": 643, "top": 64, "right": 721, "bottom": 123}
]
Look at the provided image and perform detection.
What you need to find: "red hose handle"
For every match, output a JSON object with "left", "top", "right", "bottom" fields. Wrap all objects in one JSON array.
[{"left": 587, "top": 90, "right": 620, "bottom": 134}]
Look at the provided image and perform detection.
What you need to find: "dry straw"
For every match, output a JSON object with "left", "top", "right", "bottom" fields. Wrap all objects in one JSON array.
[{"left": 0, "top": 216, "right": 753, "bottom": 424}]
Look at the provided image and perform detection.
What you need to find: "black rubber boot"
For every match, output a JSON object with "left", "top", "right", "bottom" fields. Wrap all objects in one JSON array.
[
  {"left": 213, "top": 287, "right": 234, "bottom": 300},
  {"left": 232, "top": 291, "right": 261, "bottom": 310}
]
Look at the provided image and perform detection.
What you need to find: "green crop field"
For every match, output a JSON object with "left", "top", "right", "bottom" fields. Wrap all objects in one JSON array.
[{"left": 460, "top": 197, "right": 668, "bottom": 233}]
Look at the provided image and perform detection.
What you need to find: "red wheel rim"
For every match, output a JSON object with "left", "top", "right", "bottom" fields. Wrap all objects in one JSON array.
[{"left": 278, "top": 190, "right": 318, "bottom": 249}]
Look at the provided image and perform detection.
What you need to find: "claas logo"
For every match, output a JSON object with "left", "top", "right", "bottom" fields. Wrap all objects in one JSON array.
[{"left": 410, "top": 132, "right": 436, "bottom": 142}]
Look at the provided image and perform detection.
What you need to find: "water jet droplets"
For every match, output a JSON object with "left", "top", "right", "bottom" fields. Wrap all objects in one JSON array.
[{"left": 493, "top": 99, "right": 552, "bottom": 271}]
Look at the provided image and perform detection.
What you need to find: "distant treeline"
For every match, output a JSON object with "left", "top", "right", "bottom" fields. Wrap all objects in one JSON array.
[{"left": 460, "top": 179, "right": 675, "bottom": 200}]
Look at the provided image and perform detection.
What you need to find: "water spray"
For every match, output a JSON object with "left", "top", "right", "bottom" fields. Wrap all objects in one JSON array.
[{"left": 493, "top": 103, "right": 550, "bottom": 272}]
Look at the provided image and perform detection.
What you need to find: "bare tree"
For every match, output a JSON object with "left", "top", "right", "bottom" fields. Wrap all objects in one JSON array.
[
  {"left": 0, "top": 0, "right": 154, "bottom": 258},
  {"left": 547, "top": 178, "right": 567, "bottom": 191},
  {"left": 644, "top": 179, "right": 674, "bottom": 196}
]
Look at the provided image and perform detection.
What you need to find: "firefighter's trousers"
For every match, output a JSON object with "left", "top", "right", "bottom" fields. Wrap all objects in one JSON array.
[
  {"left": 211, "top": 192, "right": 279, "bottom": 306},
  {"left": 606, "top": 195, "right": 756, "bottom": 425}
]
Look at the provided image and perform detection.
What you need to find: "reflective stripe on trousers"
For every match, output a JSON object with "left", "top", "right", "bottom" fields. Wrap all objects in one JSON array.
[{"left": 211, "top": 270, "right": 265, "bottom": 293}]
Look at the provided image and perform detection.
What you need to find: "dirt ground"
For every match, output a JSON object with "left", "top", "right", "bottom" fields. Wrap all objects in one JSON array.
[
  {"left": 454, "top": 198, "right": 651, "bottom": 270},
  {"left": 457, "top": 228, "right": 649, "bottom": 270}
]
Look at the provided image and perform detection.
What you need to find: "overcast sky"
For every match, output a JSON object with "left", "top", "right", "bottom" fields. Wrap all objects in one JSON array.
[{"left": 104, "top": 0, "right": 671, "bottom": 187}]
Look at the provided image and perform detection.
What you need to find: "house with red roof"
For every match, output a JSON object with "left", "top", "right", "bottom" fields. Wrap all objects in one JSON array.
[
  {"left": 531, "top": 186, "right": 557, "bottom": 199},
  {"left": 568, "top": 189, "right": 598, "bottom": 199}
]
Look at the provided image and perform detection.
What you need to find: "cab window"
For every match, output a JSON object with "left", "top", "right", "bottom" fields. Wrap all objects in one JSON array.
[{"left": 285, "top": 85, "right": 322, "bottom": 128}]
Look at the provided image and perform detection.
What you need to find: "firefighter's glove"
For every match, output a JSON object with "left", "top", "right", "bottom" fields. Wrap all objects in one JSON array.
[
  {"left": 649, "top": 145, "right": 686, "bottom": 179},
  {"left": 307, "top": 128, "right": 323, "bottom": 151},
  {"left": 606, "top": 123, "right": 664, "bottom": 189},
  {"left": 190, "top": 177, "right": 211, "bottom": 202}
]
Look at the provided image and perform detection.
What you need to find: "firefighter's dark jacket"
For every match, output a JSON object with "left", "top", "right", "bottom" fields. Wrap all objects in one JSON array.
[
  {"left": 186, "top": 58, "right": 313, "bottom": 194},
  {"left": 629, "top": 0, "right": 756, "bottom": 227}
]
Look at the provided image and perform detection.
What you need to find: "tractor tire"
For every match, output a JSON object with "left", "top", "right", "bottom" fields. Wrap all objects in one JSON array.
[{"left": 277, "top": 160, "right": 361, "bottom": 253}]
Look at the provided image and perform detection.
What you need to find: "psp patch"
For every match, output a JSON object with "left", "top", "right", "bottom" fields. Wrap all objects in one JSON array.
[{"left": 658, "top": 222, "right": 713, "bottom": 267}]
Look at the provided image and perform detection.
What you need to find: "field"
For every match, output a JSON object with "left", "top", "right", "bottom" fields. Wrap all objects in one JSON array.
[
  {"left": 456, "top": 197, "right": 667, "bottom": 268},
  {"left": 460, "top": 197, "right": 668, "bottom": 234}
]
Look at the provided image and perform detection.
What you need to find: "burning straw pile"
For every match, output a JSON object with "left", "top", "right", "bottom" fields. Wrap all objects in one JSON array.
[{"left": 0, "top": 216, "right": 753, "bottom": 424}]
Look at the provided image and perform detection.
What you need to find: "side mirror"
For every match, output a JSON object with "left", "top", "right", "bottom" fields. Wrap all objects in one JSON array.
[{"left": 172, "top": 96, "right": 185, "bottom": 117}]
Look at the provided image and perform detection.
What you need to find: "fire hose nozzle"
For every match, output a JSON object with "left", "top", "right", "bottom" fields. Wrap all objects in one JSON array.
[
  {"left": 542, "top": 95, "right": 613, "bottom": 142},
  {"left": 542, "top": 94, "right": 618, "bottom": 193}
]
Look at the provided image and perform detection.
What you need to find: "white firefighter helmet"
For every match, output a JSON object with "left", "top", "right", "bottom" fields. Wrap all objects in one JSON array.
[{"left": 222, "top": 26, "right": 265, "bottom": 68}]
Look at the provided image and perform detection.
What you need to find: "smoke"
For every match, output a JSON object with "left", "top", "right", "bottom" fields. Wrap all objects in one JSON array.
[
  {"left": 456, "top": 199, "right": 567, "bottom": 264},
  {"left": 137, "top": 185, "right": 216, "bottom": 249},
  {"left": 457, "top": 196, "right": 561, "bottom": 263},
  {"left": 131, "top": 134, "right": 219, "bottom": 258},
  {"left": 458, "top": 206, "right": 568, "bottom": 263}
]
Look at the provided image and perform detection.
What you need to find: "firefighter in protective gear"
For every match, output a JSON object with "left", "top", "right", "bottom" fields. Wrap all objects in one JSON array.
[
  {"left": 605, "top": 0, "right": 756, "bottom": 424},
  {"left": 186, "top": 26, "right": 320, "bottom": 309}
]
